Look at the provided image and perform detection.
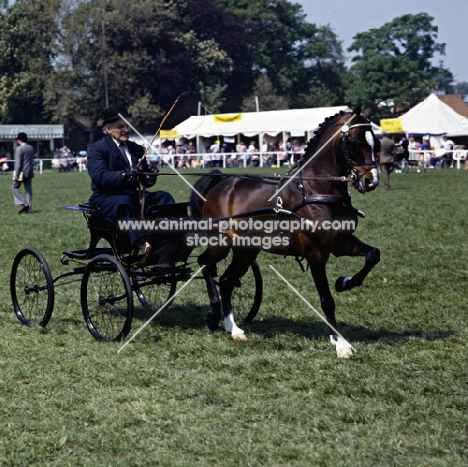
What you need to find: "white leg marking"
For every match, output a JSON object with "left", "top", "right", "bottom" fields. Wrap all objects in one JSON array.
[
  {"left": 330, "top": 335, "right": 354, "bottom": 358},
  {"left": 224, "top": 313, "right": 247, "bottom": 340}
]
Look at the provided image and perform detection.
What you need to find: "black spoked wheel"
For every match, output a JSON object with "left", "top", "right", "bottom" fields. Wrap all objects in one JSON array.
[
  {"left": 10, "top": 248, "right": 55, "bottom": 327},
  {"left": 216, "top": 252, "right": 263, "bottom": 322},
  {"left": 81, "top": 254, "right": 133, "bottom": 342},
  {"left": 132, "top": 264, "right": 177, "bottom": 312}
]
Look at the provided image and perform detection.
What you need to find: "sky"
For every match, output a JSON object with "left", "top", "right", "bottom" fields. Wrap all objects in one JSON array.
[{"left": 296, "top": 0, "right": 468, "bottom": 84}]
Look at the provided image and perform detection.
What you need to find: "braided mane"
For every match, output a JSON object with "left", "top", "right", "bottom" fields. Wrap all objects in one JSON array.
[{"left": 295, "top": 109, "right": 349, "bottom": 169}]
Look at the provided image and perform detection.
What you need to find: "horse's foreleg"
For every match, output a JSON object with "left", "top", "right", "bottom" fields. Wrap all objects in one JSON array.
[
  {"left": 310, "top": 259, "right": 354, "bottom": 358},
  {"left": 333, "top": 235, "right": 380, "bottom": 292},
  {"left": 219, "top": 249, "right": 259, "bottom": 340},
  {"left": 198, "top": 247, "right": 230, "bottom": 330}
]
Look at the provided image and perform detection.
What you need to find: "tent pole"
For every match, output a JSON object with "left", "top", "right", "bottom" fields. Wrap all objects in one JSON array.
[{"left": 196, "top": 101, "right": 202, "bottom": 156}]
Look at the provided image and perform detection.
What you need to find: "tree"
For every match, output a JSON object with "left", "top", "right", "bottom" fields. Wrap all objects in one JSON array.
[
  {"left": 454, "top": 82, "right": 468, "bottom": 96},
  {"left": 215, "top": 0, "right": 346, "bottom": 109},
  {"left": 0, "top": 0, "right": 61, "bottom": 123},
  {"left": 48, "top": 0, "right": 181, "bottom": 138},
  {"left": 240, "top": 74, "right": 289, "bottom": 112},
  {"left": 47, "top": 0, "right": 246, "bottom": 141},
  {"left": 345, "top": 13, "right": 452, "bottom": 113}
]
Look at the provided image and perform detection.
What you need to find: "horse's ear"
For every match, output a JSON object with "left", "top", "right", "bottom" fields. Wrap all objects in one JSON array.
[
  {"left": 352, "top": 105, "right": 362, "bottom": 116},
  {"left": 363, "top": 107, "right": 373, "bottom": 120}
]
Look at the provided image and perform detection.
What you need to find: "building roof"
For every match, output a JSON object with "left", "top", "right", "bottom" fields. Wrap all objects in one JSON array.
[
  {"left": 0, "top": 124, "right": 64, "bottom": 140},
  {"left": 439, "top": 94, "right": 468, "bottom": 119}
]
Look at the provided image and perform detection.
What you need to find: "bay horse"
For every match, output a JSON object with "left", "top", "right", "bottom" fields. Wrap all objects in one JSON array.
[{"left": 189, "top": 106, "right": 380, "bottom": 357}]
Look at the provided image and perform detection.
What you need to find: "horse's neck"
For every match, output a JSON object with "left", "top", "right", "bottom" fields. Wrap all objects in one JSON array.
[{"left": 301, "top": 155, "right": 349, "bottom": 196}]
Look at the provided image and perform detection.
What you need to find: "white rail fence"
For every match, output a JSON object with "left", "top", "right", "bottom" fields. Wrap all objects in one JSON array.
[{"left": 2, "top": 149, "right": 467, "bottom": 175}]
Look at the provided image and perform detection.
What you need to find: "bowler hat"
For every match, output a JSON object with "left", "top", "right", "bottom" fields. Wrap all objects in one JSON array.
[
  {"left": 101, "top": 104, "right": 132, "bottom": 127},
  {"left": 17, "top": 132, "right": 28, "bottom": 142}
]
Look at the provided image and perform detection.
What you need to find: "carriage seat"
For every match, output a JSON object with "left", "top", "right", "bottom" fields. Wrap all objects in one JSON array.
[
  {"left": 61, "top": 201, "right": 192, "bottom": 264},
  {"left": 77, "top": 201, "right": 191, "bottom": 230},
  {"left": 78, "top": 202, "right": 114, "bottom": 229}
]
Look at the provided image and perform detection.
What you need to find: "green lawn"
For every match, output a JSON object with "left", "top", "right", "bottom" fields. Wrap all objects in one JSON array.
[{"left": 0, "top": 167, "right": 467, "bottom": 466}]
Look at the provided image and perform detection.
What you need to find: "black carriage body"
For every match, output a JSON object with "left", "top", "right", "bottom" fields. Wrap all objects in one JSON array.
[{"left": 10, "top": 199, "right": 263, "bottom": 341}]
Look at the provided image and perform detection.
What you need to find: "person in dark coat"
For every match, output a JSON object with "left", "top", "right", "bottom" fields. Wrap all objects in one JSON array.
[
  {"left": 378, "top": 133, "right": 395, "bottom": 191},
  {"left": 12, "top": 132, "right": 35, "bottom": 213},
  {"left": 87, "top": 104, "right": 174, "bottom": 254}
]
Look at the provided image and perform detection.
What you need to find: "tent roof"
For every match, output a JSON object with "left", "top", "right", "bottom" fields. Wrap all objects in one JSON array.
[
  {"left": 400, "top": 93, "right": 468, "bottom": 136},
  {"left": 0, "top": 124, "right": 64, "bottom": 140},
  {"left": 172, "top": 106, "right": 351, "bottom": 139}
]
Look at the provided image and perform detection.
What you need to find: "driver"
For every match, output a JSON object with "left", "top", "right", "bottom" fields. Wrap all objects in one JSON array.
[{"left": 86, "top": 104, "right": 174, "bottom": 254}]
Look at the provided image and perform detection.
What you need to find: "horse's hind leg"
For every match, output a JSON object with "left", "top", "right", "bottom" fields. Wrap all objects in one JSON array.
[
  {"left": 198, "top": 246, "right": 230, "bottom": 330},
  {"left": 219, "top": 249, "right": 259, "bottom": 340},
  {"left": 332, "top": 235, "right": 380, "bottom": 292}
]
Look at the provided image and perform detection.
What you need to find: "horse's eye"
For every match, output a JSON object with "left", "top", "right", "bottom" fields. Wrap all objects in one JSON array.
[{"left": 348, "top": 139, "right": 359, "bottom": 154}]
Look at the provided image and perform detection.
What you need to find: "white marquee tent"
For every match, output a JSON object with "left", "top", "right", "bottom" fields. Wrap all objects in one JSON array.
[
  {"left": 171, "top": 106, "right": 351, "bottom": 141},
  {"left": 400, "top": 93, "right": 468, "bottom": 136}
]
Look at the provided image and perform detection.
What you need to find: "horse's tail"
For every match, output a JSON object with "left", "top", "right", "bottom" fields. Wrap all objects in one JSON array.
[{"left": 190, "top": 169, "right": 226, "bottom": 219}]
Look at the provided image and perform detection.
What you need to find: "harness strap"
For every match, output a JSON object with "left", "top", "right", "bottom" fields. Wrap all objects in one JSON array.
[
  {"left": 291, "top": 195, "right": 351, "bottom": 212},
  {"left": 204, "top": 195, "right": 354, "bottom": 226}
]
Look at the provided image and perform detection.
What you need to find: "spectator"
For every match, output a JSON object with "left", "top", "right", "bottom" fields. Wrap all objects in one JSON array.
[
  {"left": 248, "top": 141, "right": 259, "bottom": 166},
  {"left": 12, "top": 132, "right": 35, "bottom": 213},
  {"left": 238, "top": 141, "right": 249, "bottom": 167},
  {"left": 0, "top": 153, "right": 8, "bottom": 174},
  {"left": 286, "top": 140, "right": 294, "bottom": 165},
  {"left": 420, "top": 137, "right": 432, "bottom": 168},
  {"left": 442, "top": 135, "right": 454, "bottom": 168},
  {"left": 378, "top": 132, "right": 395, "bottom": 191},
  {"left": 164, "top": 145, "right": 174, "bottom": 168},
  {"left": 176, "top": 143, "right": 190, "bottom": 169},
  {"left": 396, "top": 135, "right": 409, "bottom": 166},
  {"left": 209, "top": 140, "right": 221, "bottom": 167}
]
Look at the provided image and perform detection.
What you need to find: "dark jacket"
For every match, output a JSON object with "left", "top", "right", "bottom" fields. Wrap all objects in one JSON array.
[{"left": 87, "top": 135, "right": 155, "bottom": 205}]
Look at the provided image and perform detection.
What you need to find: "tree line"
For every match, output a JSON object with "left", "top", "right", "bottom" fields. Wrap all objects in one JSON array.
[{"left": 0, "top": 0, "right": 465, "bottom": 144}]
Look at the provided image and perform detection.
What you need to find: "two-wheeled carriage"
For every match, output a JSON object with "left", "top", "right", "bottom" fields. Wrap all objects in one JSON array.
[{"left": 10, "top": 201, "right": 263, "bottom": 342}]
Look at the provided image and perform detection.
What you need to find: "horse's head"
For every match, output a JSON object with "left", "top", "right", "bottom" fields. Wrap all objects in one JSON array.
[
  {"left": 299, "top": 106, "right": 379, "bottom": 193},
  {"left": 337, "top": 106, "right": 380, "bottom": 193}
]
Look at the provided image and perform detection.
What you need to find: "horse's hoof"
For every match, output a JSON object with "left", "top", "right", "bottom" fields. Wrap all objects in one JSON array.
[
  {"left": 330, "top": 335, "right": 354, "bottom": 358},
  {"left": 205, "top": 310, "right": 220, "bottom": 331},
  {"left": 335, "top": 276, "right": 352, "bottom": 292},
  {"left": 336, "top": 347, "right": 354, "bottom": 358},
  {"left": 232, "top": 332, "right": 247, "bottom": 341}
]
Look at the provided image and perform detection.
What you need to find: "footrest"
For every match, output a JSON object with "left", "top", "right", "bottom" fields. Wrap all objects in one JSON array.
[{"left": 62, "top": 246, "right": 113, "bottom": 260}]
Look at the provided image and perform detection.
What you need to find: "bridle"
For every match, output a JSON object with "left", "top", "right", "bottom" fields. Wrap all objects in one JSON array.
[
  {"left": 276, "top": 117, "right": 379, "bottom": 211},
  {"left": 338, "top": 122, "right": 378, "bottom": 185}
]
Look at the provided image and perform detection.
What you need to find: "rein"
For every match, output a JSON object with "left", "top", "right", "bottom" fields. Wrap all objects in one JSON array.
[{"left": 135, "top": 171, "right": 356, "bottom": 183}]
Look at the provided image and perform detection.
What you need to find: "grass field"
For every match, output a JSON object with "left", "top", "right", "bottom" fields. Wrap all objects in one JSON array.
[{"left": 1, "top": 166, "right": 468, "bottom": 466}]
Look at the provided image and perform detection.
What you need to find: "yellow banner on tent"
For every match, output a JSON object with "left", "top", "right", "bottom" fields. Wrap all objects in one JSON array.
[
  {"left": 380, "top": 118, "right": 404, "bottom": 133},
  {"left": 214, "top": 113, "right": 242, "bottom": 123},
  {"left": 160, "top": 130, "right": 179, "bottom": 139}
]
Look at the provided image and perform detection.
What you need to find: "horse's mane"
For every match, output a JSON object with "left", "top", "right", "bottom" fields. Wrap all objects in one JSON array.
[{"left": 295, "top": 109, "right": 349, "bottom": 169}]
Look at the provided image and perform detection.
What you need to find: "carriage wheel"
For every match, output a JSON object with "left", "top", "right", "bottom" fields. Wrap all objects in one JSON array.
[
  {"left": 81, "top": 254, "right": 133, "bottom": 342},
  {"left": 10, "top": 248, "right": 55, "bottom": 327},
  {"left": 396, "top": 159, "right": 409, "bottom": 173},
  {"left": 216, "top": 253, "right": 263, "bottom": 322},
  {"left": 132, "top": 266, "right": 177, "bottom": 312}
]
